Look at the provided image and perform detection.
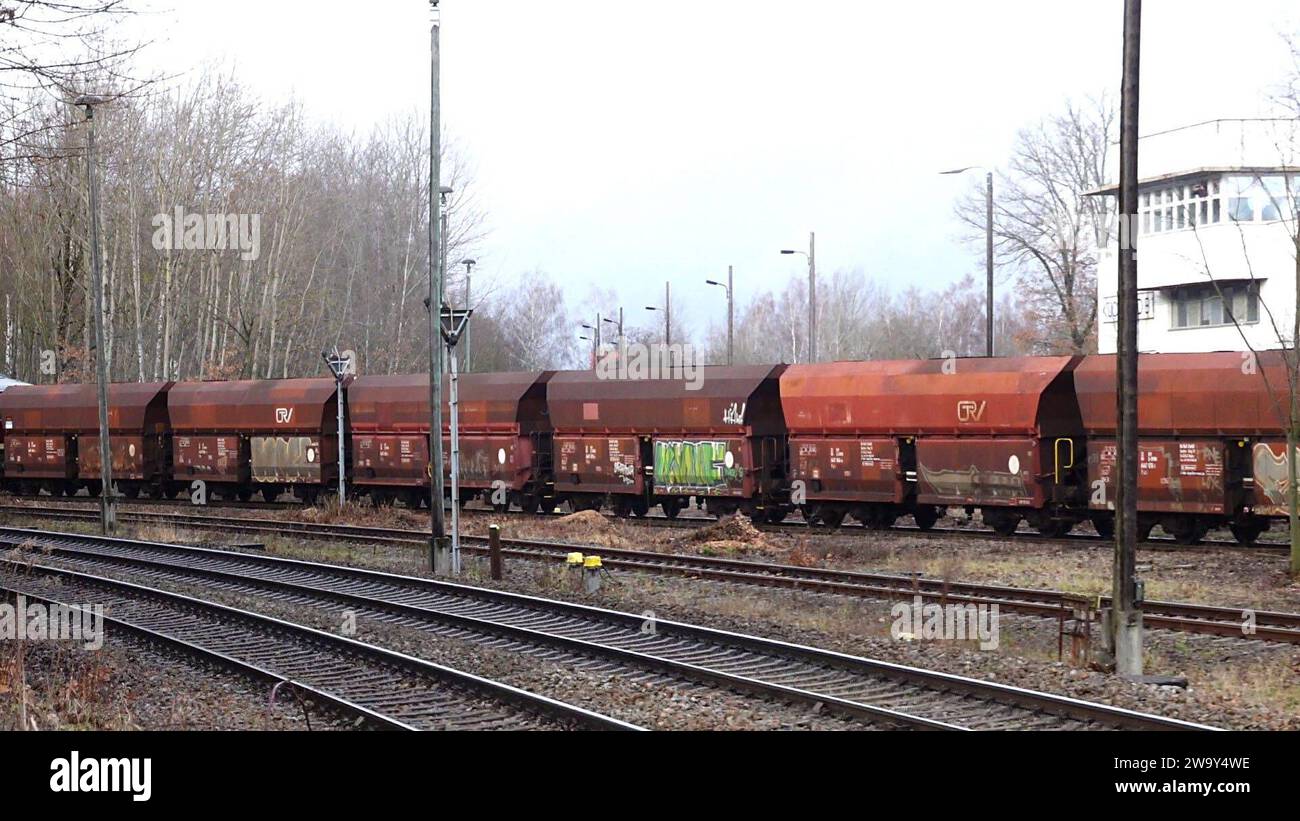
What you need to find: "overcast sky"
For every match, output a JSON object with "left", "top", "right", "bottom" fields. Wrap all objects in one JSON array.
[{"left": 131, "top": 0, "right": 1300, "bottom": 337}]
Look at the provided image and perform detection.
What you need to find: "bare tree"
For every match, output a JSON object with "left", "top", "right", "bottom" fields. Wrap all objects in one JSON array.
[{"left": 957, "top": 97, "right": 1115, "bottom": 354}]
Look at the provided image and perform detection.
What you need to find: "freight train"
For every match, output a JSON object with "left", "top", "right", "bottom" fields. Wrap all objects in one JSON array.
[{"left": 0, "top": 351, "right": 1291, "bottom": 545}]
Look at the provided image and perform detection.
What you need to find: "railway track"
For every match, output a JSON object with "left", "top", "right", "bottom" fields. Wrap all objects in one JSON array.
[
  {"left": 0, "top": 493, "right": 1288, "bottom": 554},
  {"left": 0, "top": 556, "right": 639, "bottom": 732},
  {"left": 3, "top": 505, "right": 1296, "bottom": 645},
  {"left": 0, "top": 526, "right": 1217, "bottom": 731}
]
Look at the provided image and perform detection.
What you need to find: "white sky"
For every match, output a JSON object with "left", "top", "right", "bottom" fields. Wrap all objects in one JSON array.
[{"left": 129, "top": 0, "right": 1300, "bottom": 337}]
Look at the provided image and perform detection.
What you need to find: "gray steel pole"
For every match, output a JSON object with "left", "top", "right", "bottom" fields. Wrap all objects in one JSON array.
[
  {"left": 808, "top": 232, "right": 817, "bottom": 362},
  {"left": 336, "top": 377, "right": 345, "bottom": 504},
  {"left": 727, "top": 265, "right": 734, "bottom": 366},
  {"left": 84, "top": 103, "right": 115, "bottom": 535},
  {"left": 1111, "top": 0, "right": 1143, "bottom": 676},
  {"left": 986, "top": 172, "right": 994, "bottom": 357},
  {"left": 665, "top": 282, "right": 671, "bottom": 348},
  {"left": 427, "top": 0, "right": 448, "bottom": 573},
  {"left": 464, "top": 270, "right": 471, "bottom": 372},
  {"left": 448, "top": 345, "right": 461, "bottom": 574}
]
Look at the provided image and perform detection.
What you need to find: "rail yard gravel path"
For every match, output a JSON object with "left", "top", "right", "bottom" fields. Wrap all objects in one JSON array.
[{"left": 0, "top": 628, "right": 350, "bottom": 730}]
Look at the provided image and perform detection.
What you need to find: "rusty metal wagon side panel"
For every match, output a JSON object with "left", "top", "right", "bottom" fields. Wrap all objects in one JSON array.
[
  {"left": 347, "top": 372, "right": 553, "bottom": 494},
  {"left": 79, "top": 435, "right": 163, "bottom": 482},
  {"left": 1075, "top": 352, "right": 1290, "bottom": 436},
  {"left": 0, "top": 382, "right": 172, "bottom": 485},
  {"left": 651, "top": 436, "right": 749, "bottom": 498},
  {"left": 554, "top": 435, "right": 643, "bottom": 495},
  {"left": 546, "top": 365, "right": 786, "bottom": 436},
  {"left": 169, "top": 378, "right": 337, "bottom": 487},
  {"left": 1087, "top": 437, "right": 1230, "bottom": 515},
  {"left": 781, "top": 358, "right": 1082, "bottom": 509},
  {"left": 4, "top": 434, "right": 75, "bottom": 481},
  {"left": 173, "top": 435, "right": 249, "bottom": 484},
  {"left": 789, "top": 437, "right": 901, "bottom": 503},
  {"left": 1247, "top": 440, "right": 1292, "bottom": 516},
  {"left": 916, "top": 437, "right": 1043, "bottom": 507}
]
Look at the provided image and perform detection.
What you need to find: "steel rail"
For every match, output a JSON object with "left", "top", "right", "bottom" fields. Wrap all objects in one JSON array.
[
  {"left": 0, "top": 527, "right": 1219, "bottom": 731},
  {"left": 2, "top": 508, "right": 1294, "bottom": 645},
  {"left": 0, "top": 557, "right": 641, "bottom": 732}
]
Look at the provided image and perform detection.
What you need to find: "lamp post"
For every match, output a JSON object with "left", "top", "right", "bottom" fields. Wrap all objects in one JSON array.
[
  {"left": 939, "top": 166, "right": 995, "bottom": 357},
  {"left": 705, "top": 266, "right": 733, "bottom": 365},
  {"left": 460, "top": 258, "right": 475, "bottom": 372},
  {"left": 780, "top": 234, "right": 815, "bottom": 362},
  {"left": 580, "top": 317, "right": 601, "bottom": 368},
  {"left": 645, "top": 282, "right": 670, "bottom": 347},
  {"left": 75, "top": 93, "right": 115, "bottom": 535},
  {"left": 601, "top": 309, "right": 624, "bottom": 367}
]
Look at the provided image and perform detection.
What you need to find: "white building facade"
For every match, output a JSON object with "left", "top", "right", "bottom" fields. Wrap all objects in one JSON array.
[{"left": 1094, "top": 119, "right": 1300, "bottom": 354}]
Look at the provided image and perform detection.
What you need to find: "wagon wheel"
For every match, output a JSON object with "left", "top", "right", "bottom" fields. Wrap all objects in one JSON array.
[
  {"left": 1229, "top": 520, "right": 1266, "bottom": 545},
  {"left": 403, "top": 489, "right": 424, "bottom": 509},
  {"left": 912, "top": 505, "right": 940, "bottom": 531},
  {"left": 630, "top": 497, "right": 649, "bottom": 518},
  {"left": 986, "top": 512, "right": 1020, "bottom": 537},
  {"left": 1090, "top": 515, "right": 1114, "bottom": 540},
  {"left": 660, "top": 498, "right": 683, "bottom": 519},
  {"left": 764, "top": 507, "right": 788, "bottom": 524},
  {"left": 818, "top": 508, "right": 846, "bottom": 528},
  {"left": 1136, "top": 519, "right": 1156, "bottom": 542},
  {"left": 236, "top": 488, "right": 253, "bottom": 503},
  {"left": 1036, "top": 519, "right": 1072, "bottom": 538},
  {"left": 1165, "top": 517, "right": 1205, "bottom": 545},
  {"left": 299, "top": 486, "right": 320, "bottom": 506},
  {"left": 865, "top": 506, "right": 898, "bottom": 531},
  {"left": 260, "top": 486, "right": 280, "bottom": 503}
]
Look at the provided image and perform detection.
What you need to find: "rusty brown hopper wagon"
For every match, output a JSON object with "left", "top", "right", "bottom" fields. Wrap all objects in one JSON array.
[
  {"left": 1074, "top": 351, "right": 1289, "bottom": 544},
  {"left": 0, "top": 382, "right": 171, "bottom": 498},
  {"left": 545, "top": 365, "right": 788, "bottom": 519},
  {"left": 347, "top": 372, "right": 553, "bottom": 510},
  {"left": 168, "top": 378, "right": 339, "bottom": 503},
  {"left": 780, "top": 357, "right": 1085, "bottom": 534}
]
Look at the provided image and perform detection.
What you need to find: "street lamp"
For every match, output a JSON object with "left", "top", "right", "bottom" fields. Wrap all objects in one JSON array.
[
  {"left": 780, "top": 233, "right": 816, "bottom": 362},
  {"left": 459, "top": 258, "right": 475, "bottom": 372},
  {"left": 644, "top": 282, "right": 670, "bottom": 346},
  {"left": 601, "top": 310, "right": 625, "bottom": 366},
  {"left": 939, "top": 166, "right": 995, "bottom": 357},
  {"left": 580, "top": 318, "right": 601, "bottom": 367},
  {"left": 705, "top": 266, "right": 733, "bottom": 365},
  {"left": 75, "top": 93, "right": 115, "bottom": 535}
]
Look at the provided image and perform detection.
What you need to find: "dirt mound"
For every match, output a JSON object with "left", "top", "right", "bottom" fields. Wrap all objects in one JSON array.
[
  {"left": 683, "top": 513, "right": 766, "bottom": 547},
  {"left": 551, "top": 510, "right": 629, "bottom": 547}
]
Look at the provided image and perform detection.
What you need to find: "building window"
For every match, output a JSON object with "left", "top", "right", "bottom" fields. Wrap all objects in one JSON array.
[
  {"left": 1171, "top": 282, "right": 1260, "bottom": 329},
  {"left": 1140, "top": 177, "right": 1221, "bottom": 234}
]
